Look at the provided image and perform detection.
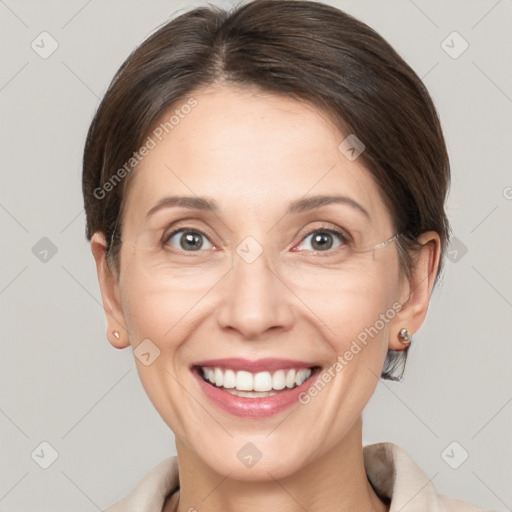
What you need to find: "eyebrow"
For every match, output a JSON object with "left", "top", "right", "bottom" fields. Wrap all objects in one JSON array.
[{"left": 145, "top": 194, "right": 370, "bottom": 219}]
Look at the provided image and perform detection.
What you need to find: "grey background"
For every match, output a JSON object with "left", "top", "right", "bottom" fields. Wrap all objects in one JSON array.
[{"left": 1, "top": 0, "right": 511, "bottom": 510}]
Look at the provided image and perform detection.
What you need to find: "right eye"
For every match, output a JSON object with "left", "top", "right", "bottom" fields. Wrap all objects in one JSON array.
[{"left": 164, "top": 228, "right": 215, "bottom": 253}]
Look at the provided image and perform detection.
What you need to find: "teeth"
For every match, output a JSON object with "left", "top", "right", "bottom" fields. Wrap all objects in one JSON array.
[
  {"left": 214, "top": 367, "right": 223, "bottom": 387},
  {"left": 253, "top": 371, "right": 273, "bottom": 391},
  {"left": 201, "top": 367, "right": 312, "bottom": 392},
  {"left": 295, "top": 368, "right": 311, "bottom": 386},
  {"left": 237, "top": 371, "right": 253, "bottom": 391},
  {"left": 272, "top": 370, "right": 286, "bottom": 390},
  {"left": 285, "top": 369, "right": 296, "bottom": 388},
  {"left": 223, "top": 369, "right": 236, "bottom": 389}
]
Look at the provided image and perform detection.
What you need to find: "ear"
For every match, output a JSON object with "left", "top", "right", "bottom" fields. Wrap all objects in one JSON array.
[
  {"left": 90, "top": 232, "right": 130, "bottom": 349},
  {"left": 389, "top": 231, "right": 441, "bottom": 350}
]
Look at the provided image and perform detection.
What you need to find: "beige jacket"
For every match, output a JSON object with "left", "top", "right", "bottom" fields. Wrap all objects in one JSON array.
[{"left": 104, "top": 442, "right": 491, "bottom": 511}]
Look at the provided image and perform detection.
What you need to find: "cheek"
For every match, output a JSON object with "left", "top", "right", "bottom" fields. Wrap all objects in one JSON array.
[
  {"left": 296, "top": 262, "right": 401, "bottom": 349},
  {"left": 119, "top": 265, "right": 210, "bottom": 346}
]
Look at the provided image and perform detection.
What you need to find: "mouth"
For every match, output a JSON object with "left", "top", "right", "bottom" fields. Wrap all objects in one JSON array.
[{"left": 190, "top": 358, "right": 321, "bottom": 418}]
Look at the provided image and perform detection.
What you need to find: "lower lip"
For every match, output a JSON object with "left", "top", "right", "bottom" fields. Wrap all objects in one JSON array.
[{"left": 192, "top": 367, "right": 320, "bottom": 419}]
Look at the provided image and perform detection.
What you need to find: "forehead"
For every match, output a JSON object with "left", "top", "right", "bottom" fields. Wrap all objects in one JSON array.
[{"left": 122, "top": 85, "right": 390, "bottom": 232}]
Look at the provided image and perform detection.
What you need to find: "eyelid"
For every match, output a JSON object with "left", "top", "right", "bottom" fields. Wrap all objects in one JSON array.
[{"left": 296, "top": 222, "right": 351, "bottom": 244}]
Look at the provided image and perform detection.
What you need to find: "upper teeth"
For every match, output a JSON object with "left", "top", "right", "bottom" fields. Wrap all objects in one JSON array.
[{"left": 201, "top": 367, "right": 312, "bottom": 392}]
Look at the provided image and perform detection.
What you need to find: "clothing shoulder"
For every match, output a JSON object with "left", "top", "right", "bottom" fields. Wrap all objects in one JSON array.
[
  {"left": 103, "top": 456, "right": 179, "bottom": 512},
  {"left": 363, "top": 442, "right": 491, "bottom": 512},
  {"left": 436, "top": 493, "right": 494, "bottom": 512}
]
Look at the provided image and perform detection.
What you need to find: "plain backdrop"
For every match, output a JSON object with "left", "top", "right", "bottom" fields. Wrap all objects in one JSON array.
[{"left": 0, "top": 0, "right": 511, "bottom": 511}]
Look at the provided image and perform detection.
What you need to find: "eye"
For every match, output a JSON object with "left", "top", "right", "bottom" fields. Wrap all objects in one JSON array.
[
  {"left": 293, "top": 227, "right": 349, "bottom": 253},
  {"left": 164, "top": 228, "right": 214, "bottom": 252}
]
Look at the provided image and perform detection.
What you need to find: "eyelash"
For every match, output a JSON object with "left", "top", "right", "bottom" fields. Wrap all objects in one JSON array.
[{"left": 161, "top": 224, "right": 351, "bottom": 256}]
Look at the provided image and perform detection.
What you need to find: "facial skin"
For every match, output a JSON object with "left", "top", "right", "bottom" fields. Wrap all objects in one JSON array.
[{"left": 91, "top": 84, "right": 440, "bottom": 512}]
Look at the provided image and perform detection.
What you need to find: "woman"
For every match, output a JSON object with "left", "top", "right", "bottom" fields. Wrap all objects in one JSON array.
[{"left": 83, "top": 1, "right": 487, "bottom": 510}]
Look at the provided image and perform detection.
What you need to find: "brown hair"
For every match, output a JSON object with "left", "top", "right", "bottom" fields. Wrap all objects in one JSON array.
[{"left": 82, "top": 0, "right": 451, "bottom": 380}]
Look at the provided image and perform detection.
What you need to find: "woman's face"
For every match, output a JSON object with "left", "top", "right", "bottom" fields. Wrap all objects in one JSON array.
[{"left": 96, "top": 84, "right": 416, "bottom": 479}]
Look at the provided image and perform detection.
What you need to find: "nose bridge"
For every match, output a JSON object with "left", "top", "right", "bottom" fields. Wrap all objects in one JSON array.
[{"left": 217, "top": 236, "right": 293, "bottom": 337}]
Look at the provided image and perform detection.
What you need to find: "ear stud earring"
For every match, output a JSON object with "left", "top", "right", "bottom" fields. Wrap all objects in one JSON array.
[
  {"left": 398, "top": 328, "right": 411, "bottom": 344},
  {"left": 113, "top": 330, "right": 120, "bottom": 340}
]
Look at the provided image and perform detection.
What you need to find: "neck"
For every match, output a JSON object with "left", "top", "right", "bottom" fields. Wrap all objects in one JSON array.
[{"left": 167, "top": 417, "right": 389, "bottom": 512}]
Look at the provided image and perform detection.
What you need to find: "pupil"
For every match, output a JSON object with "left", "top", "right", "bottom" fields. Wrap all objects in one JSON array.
[
  {"left": 181, "top": 232, "right": 202, "bottom": 251},
  {"left": 312, "top": 233, "right": 332, "bottom": 251}
]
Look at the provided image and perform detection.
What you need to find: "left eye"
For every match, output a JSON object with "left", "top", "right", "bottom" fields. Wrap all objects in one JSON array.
[
  {"left": 294, "top": 228, "right": 347, "bottom": 253},
  {"left": 165, "top": 229, "right": 214, "bottom": 252}
]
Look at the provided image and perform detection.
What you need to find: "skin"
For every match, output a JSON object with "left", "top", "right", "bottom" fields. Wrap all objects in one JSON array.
[{"left": 91, "top": 83, "right": 440, "bottom": 512}]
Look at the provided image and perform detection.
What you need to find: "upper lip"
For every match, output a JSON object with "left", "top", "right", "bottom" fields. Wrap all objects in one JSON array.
[{"left": 192, "top": 358, "right": 317, "bottom": 373}]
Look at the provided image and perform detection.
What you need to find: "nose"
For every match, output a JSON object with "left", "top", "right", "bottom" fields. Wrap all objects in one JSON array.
[{"left": 216, "top": 245, "right": 295, "bottom": 340}]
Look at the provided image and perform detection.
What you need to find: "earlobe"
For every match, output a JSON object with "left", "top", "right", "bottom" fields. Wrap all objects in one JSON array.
[
  {"left": 90, "top": 232, "right": 130, "bottom": 349},
  {"left": 389, "top": 231, "right": 441, "bottom": 351}
]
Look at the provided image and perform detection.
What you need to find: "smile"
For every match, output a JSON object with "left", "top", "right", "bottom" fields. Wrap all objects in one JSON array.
[{"left": 191, "top": 358, "right": 320, "bottom": 418}]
